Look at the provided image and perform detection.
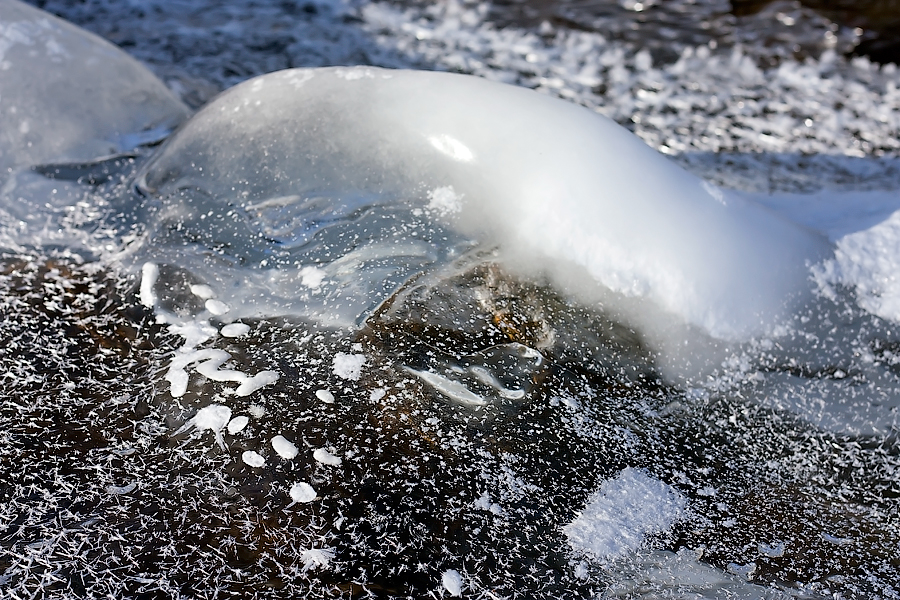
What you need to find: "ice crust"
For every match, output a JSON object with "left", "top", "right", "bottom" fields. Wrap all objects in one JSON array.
[
  {"left": 0, "top": 0, "right": 188, "bottom": 179},
  {"left": 135, "top": 66, "right": 828, "bottom": 343}
]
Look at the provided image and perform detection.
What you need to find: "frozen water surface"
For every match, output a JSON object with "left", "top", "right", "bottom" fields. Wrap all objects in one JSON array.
[{"left": 0, "top": 0, "right": 899, "bottom": 598}]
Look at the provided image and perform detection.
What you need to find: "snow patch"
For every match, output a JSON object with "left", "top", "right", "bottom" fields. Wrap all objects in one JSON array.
[
  {"left": 288, "top": 482, "right": 317, "bottom": 504},
  {"left": 241, "top": 450, "right": 265, "bottom": 468},
  {"left": 313, "top": 448, "right": 342, "bottom": 466},
  {"left": 227, "top": 415, "right": 249, "bottom": 434},
  {"left": 220, "top": 322, "right": 250, "bottom": 338},
  {"left": 332, "top": 352, "right": 366, "bottom": 381},
  {"left": 139, "top": 262, "right": 158, "bottom": 308},
  {"left": 315, "top": 389, "right": 335, "bottom": 404},
  {"left": 564, "top": 468, "right": 686, "bottom": 562},
  {"left": 271, "top": 435, "right": 298, "bottom": 460},
  {"left": 441, "top": 569, "right": 463, "bottom": 596}
]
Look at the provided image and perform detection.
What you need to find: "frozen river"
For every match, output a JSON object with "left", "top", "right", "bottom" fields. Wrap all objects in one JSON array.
[{"left": 1, "top": 0, "right": 899, "bottom": 598}]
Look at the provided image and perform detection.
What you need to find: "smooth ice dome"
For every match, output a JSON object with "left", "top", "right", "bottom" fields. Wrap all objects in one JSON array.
[
  {"left": 135, "top": 66, "right": 828, "bottom": 342},
  {"left": 0, "top": 0, "right": 188, "bottom": 178}
]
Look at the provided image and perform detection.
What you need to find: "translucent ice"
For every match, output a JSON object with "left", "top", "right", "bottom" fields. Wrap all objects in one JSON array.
[
  {"left": 0, "top": 0, "right": 188, "bottom": 178},
  {"left": 134, "top": 67, "right": 828, "bottom": 346}
]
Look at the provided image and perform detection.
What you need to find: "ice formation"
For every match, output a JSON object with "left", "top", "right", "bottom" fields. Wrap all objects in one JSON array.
[
  {"left": 271, "top": 434, "right": 298, "bottom": 460},
  {"left": 3, "top": 1, "right": 900, "bottom": 598},
  {"left": 441, "top": 569, "right": 463, "bottom": 596},
  {"left": 133, "top": 66, "right": 828, "bottom": 348},
  {"left": 0, "top": 0, "right": 187, "bottom": 179},
  {"left": 332, "top": 352, "right": 367, "bottom": 381},
  {"left": 288, "top": 482, "right": 317, "bottom": 505},
  {"left": 241, "top": 450, "right": 265, "bottom": 467},
  {"left": 564, "top": 468, "right": 686, "bottom": 562},
  {"left": 313, "top": 448, "right": 342, "bottom": 466}
]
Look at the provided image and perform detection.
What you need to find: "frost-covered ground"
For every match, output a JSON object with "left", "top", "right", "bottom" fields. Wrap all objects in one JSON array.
[{"left": 2, "top": 0, "right": 900, "bottom": 598}]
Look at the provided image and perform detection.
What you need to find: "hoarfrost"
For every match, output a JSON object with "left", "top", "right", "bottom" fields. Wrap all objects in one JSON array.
[
  {"left": 565, "top": 468, "right": 686, "bottom": 562},
  {"left": 332, "top": 352, "right": 366, "bottom": 381},
  {"left": 300, "top": 548, "right": 334, "bottom": 572}
]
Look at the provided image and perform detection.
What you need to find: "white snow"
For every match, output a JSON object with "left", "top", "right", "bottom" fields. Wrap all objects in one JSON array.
[
  {"left": 205, "top": 299, "right": 230, "bottom": 315},
  {"left": 164, "top": 338, "right": 279, "bottom": 398},
  {"left": 332, "top": 352, "right": 366, "bottom": 381},
  {"left": 139, "top": 262, "right": 158, "bottom": 309},
  {"left": 300, "top": 266, "right": 325, "bottom": 289},
  {"left": 220, "top": 322, "right": 250, "bottom": 338},
  {"left": 190, "top": 284, "right": 215, "bottom": 300},
  {"left": 315, "top": 389, "right": 335, "bottom": 404},
  {"left": 812, "top": 209, "right": 900, "bottom": 323},
  {"left": 235, "top": 370, "right": 279, "bottom": 397},
  {"left": 313, "top": 448, "right": 342, "bottom": 466},
  {"left": 758, "top": 542, "right": 785, "bottom": 558},
  {"left": 226, "top": 415, "right": 249, "bottom": 434},
  {"left": 441, "top": 569, "right": 463, "bottom": 596},
  {"left": 288, "top": 482, "right": 317, "bottom": 504},
  {"left": 271, "top": 435, "right": 298, "bottom": 460},
  {"left": 426, "top": 185, "right": 463, "bottom": 216},
  {"left": 173, "top": 403, "right": 232, "bottom": 450},
  {"left": 564, "top": 468, "right": 686, "bottom": 562},
  {"left": 241, "top": 450, "right": 266, "bottom": 467}
]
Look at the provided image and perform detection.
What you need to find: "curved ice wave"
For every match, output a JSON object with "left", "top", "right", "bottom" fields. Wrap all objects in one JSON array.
[{"left": 134, "top": 66, "right": 829, "bottom": 339}]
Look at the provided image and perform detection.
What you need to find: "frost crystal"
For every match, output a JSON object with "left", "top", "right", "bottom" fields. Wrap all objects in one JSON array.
[{"left": 332, "top": 353, "right": 366, "bottom": 381}]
